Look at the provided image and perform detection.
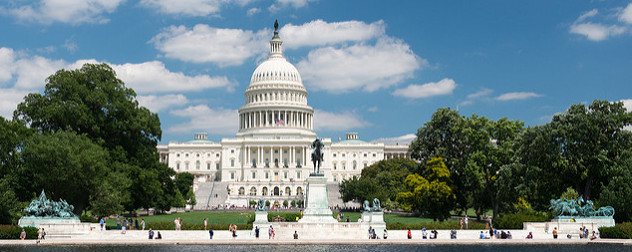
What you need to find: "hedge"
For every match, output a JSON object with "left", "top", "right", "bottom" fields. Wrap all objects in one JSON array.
[
  {"left": 494, "top": 212, "right": 550, "bottom": 229},
  {"left": 0, "top": 225, "right": 39, "bottom": 239},
  {"left": 137, "top": 222, "right": 252, "bottom": 231},
  {"left": 386, "top": 221, "right": 486, "bottom": 230},
  {"left": 267, "top": 212, "right": 301, "bottom": 222},
  {"left": 599, "top": 223, "right": 632, "bottom": 239}
]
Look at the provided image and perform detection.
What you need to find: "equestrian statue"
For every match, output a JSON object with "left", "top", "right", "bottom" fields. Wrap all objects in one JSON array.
[{"left": 311, "top": 138, "right": 324, "bottom": 174}]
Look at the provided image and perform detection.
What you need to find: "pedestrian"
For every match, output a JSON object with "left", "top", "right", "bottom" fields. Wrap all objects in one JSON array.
[
  {"left": 368, "top": 226, "right": 373, "bottom": 239},
  {"left": 204, "top": 218, "right": 208, "bottom": 230},
  {"left": 209, "top": 227, "right": 214, "bottom": 239},
  {"left": 156, "top": 232, "right": 162, "bottom": 239},
  {"left": 526, "top": 232, "right": 533, "bottom": 239},
  {"left": 293, "top": 230, "right": 299, "bottom": 239},
  {"left": 174, "top": 218, "right": 179, "bottom": 230},
  {"left": 141, "top": 219, "right": 145, "bottom": 230},
  {"left": 134, "top": 218, "right": 139, "bottom": 230},
  {"left": 37, "top": 227, "right": 43, "bottom": 242},
  {"left": 553, "top": 227, "right": 558, "bottom": 239},
  {"left": 480, "top": 231, "right": 485, "bottom": 239},
  {"left": 464, "top": 215, "right": 469, "bottom": 229},
  {"left": 460, "top": 218, "right": 464, "bottom": 229},
  {"left": 407, "top": 229, "right": 412, "bottom": 239},
  {"left": 20, "top": 229, "right": 26, "bottom": 240},
  {"left": 99, "top": 217, "right": 105, "bottom": 231},
  {"left": 148, "top": 229, "right": 154, "bottom": 239},
  {"left": 255, "top": 226, "right": 260, "bottom": 239},
  {"left": 450, "top": 229, "right": 457, "bottom": 239},
  {"left": 231, "top": 224, "right": 237, "bottom": 239},
  {"left": 121, "top": 222, "right": 126, "bottom": 234},
  {"left": 489, "top": 227, "right": 494, "bottom": 239},
  {"left": 116, "top": 215, "right": 121, "bottom": 230},
  {"left": 422, "top": 227, "right": 427, "bottom": 239},
  {"left": 269, "top": 225, "right": 274, "bottom": 239},
  {"left": 41, "top": 228, "right": 46, "bottom": 240},
  {"left": 383, "top": 229, "right": 388, "bottom": 239},
  {"left": 346, "top": 216, "right": 349, "bottom": 222}
]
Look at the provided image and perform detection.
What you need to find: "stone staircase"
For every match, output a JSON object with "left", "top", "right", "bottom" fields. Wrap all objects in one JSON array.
[
  {"left": 193, "top": 181, "right": 214, "bottom": 210},
  {"left": 207, "top": 182, "right": 229, "bottom": 208}
]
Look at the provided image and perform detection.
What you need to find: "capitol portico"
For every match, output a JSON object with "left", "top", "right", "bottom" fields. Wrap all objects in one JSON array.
[{"left": 157, "top": 22, "right": 409, "bottom": 208}]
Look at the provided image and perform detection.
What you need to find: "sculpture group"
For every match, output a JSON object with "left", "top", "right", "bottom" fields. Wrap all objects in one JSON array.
[
  {"left": 549, "top": 196, "right": 614, "bottom": 218},
  {"left": 363, "top": 198, "right": 382, "bottom": 212},
  {"left": 24, "top": 190, "right": 76, "bottom": 218}
]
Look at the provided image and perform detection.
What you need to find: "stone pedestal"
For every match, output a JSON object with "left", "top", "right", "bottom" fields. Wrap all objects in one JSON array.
[
  {"left": 360, "top": 211, "right": 386, "bottom": 238},
  {"left": 18, "top": 216, "right": 80, "bottom": 228},
  {"left": 298, "top": 174, "right": 337, "bottom": 223},
  {"left": 253, "top": 211, "right": 269, "bottom": 225}
]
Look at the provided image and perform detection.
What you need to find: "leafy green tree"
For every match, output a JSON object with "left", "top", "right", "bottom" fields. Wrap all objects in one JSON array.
[
  {"left": 18, "top": 130, "right": 123, "bottom": 214},
  {"left": 339, "top": 158, "right": 418, "bottom": 204},
  {"left": 175, "top": 172, "right": 195, "bottom": 198},
  {"left": 0, "top": 117, "right": 32, "bottom": 223},
  {"left": 397, "top": 157, "right": 456, "bottom": 221},
  {"left": 13, "top": 63, "right": 180, "bottom": 211},
  {"left": 517, "top": 100, "right": 632, "bottom": 209},
  {"left": 560, "top": 187, "right": 579, "bottom": 201}
]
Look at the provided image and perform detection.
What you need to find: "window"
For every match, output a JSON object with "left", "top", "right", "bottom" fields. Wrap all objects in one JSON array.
[
  {"left": 364, "top": 153, "right": 367, "bottom": 157},
  {"left": 333, "top": 153, "right": 336, "bottom": 157},
  {"left": 216, "top": 153, "right": 220, "bottom": 157},
  {"left": 230, "top": 159, "right": 235, "bottom": 167},
  {"left": 297, "top": 172, "right": 301, "bottom": 179},
  {"left": 274, "top": 150, "right": 278, "bottom": 154},
  {"left": 207, "top": 163, "right": 211, "bottom": 170},
  {"left": 185, "top": 153, "right": 189, "bottom": 157},
  {"left": 353, "top": 154, "right": 356, "bottom": 157},
  {"left": 373, "top": 153, "right": 376, "bottom": 157},
  {"left": 252, "top": 172, "right": 256, "bottom": 179},
  {"left": 185, "top": 163, "right": 189, "bottom": 170},
  {"left": 283, "top": 150, "right": 287, "bottom": 154},
  {"left": 196, "top": 160, "right": 200, "bottom": 170},
  {"left": 231, "top": 172, "right": 235, "bottom": 180},
  {"left": 216, "top": 163, "right": 220, "bottom": 170},
  {"left": 284, "top": 172, "right": 288, "bottom": 179},
  {"left": 364, "top": 163, "right": 368, "bottom": 168},
  {"left": 333, "top": 163, "right": 337, "bottom": 170},
  {"left": 196, "top": 153, "right": 200, "bottom": 157},
  {"left": 207, "top": 153, "right": 210, "bottom": 157},
  {"left": 353, "top": 161, "right": 357, "bottom": 170},
  {"left": 177, "top": 153, "right": 180, "bottom": 157},
  {"left": 176, "top": 163, "right": 180, "bottom": 170},
  {"left": 342, "top": 153, "right": 345, "bottom": 157},
  {"left": 265, "top": 172, "right": 269, "bottom": 179},
  {"left": 231, "top": 149, "right": 235, "bottom": 154}
]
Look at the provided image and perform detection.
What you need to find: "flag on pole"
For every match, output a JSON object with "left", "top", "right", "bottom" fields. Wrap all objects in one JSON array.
[{"left": 276, "top": 119, "right": 284, "bottom": 125}]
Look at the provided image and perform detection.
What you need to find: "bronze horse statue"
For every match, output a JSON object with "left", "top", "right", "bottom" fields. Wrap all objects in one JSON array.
[{"left": 311, "top": 138, "right": 324, "bottom": 174}]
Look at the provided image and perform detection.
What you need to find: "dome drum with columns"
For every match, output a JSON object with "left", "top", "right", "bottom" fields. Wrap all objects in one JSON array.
[{"left": 158, "top": 21, "right": 409, "bottom": 209}]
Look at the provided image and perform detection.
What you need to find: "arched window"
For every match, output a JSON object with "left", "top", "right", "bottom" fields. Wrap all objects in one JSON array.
[
  {"left": 274, "top": 186, "right": 280, "bottom": 196},
  {"left": 196, "top": 160, "right": 200, "bottom": 170},
  {"left": 262, "top": 187, "right": 268, "bottom": 196},
  {"left": 297, "top": 187, "right": 303, "bottom": 196},
  {"left": 238, "top": 187, "right": 245, "bottom": 196},
  {"left": 285, "top": 187, "right": 291, "bottom": 196},
  {"left": 250, "top": 187, "right": 257, "bottom": 196}
]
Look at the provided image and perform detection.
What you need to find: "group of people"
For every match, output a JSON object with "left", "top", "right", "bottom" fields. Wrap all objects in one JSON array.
[
  {"left": 174, "top": 217, "right": 182, "bottom": 230},
  {"left": 459, "top": 216, "right": 469, "bottom": 229},
  {"left": 115, "top": 216, "right": 145, "bottom": 231},
  {"left": 228, "top": 224, "right": 238, "bottom": 238},
  {"left": 479, "top": 229, "right": 513, "bottom": 239},
  {"left": 147, "top": 229, "right": 162, "bottom": 239},
  {"left": 367, "top": 226, "right": 386, "bottom": 239},
  {"left": 409, "top": 228, "right": 439, "bottom": 239}
]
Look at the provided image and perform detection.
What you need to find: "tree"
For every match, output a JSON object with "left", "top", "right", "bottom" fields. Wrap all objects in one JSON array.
[
  {"left": 397, "top": 157, "right": 456, "bottom": 221},
  {"left": 18, "top": 130, "right": 124, "bottom": 214},
  {"left": 517, "top": 100, "right": 632, "bottom": 209},
  {"left": 13, "top": 63, "right": 180, "bottom": 211},
  {"left": 0, "top": 117, "right": 31, "bottom": 223},
  {"left": 339, "top": 158, "right": 418, "bottom": 203}
]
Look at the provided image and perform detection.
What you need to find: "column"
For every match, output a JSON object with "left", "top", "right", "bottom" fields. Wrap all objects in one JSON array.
[
  {"left": 280, "top": 146, "right": 283, "bottom": 167},
  {"left": 259, "top": 146, "right": 262, "bottom": 167},
  {"left": 290, "top": 146, "right": 294, "bottom": 167},
  {"left": 259, "top": 111, "right": 262, "bottom": 127},
  {"left": 270, "top": 146, "right": 273, "bottom": 167},
  {"left": 284, "top": 111, "right": 287, "bottom": 126}
]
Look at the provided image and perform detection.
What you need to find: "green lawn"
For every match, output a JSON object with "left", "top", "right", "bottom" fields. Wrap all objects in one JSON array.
[
  {"left": 105, "top": 211, "right": 473, "bottom": 226},
  {"left": 105, "top": 212, "right": 253, "bottom": 226}
]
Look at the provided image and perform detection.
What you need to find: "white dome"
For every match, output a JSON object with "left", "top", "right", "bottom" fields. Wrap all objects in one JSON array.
[{"left": 249, "top": 57, "right": 303, "bottom": 87}]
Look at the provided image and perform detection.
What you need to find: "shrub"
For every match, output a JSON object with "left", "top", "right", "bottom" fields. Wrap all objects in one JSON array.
[
  {"left": 599, "top": 223, "right": 632, "bottom": 239},
  {"left": 80, "top": 215, "right": 98, "bottom": 223},
  {"left": 0, "top": 225, "right": 38, "bottom": 239},
  {"left": 386, "top": 221, "right": 486, "bottom": 230},
  {"left": 267, "top": 212, "right": 301, "bottom": 222},
  {"left": 494, "top": 212, "right": 550, "bottom": 229},
  {"left": 145, "top": 222, "right": 252, "bottom": 230}
]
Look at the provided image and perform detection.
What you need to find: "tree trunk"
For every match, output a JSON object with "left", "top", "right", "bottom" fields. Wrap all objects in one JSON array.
[{"left": 584, "top": 177, "right": 593, "bottom": 200}]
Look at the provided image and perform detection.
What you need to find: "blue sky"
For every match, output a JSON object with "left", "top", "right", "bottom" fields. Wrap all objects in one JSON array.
[{"left": 1, "top": 0, "right": 631, "bottom": 144}]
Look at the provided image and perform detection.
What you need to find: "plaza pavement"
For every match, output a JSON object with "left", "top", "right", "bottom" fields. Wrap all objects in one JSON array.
[{"left": 2, "top": 229, "right": 630, "bottom": 246}]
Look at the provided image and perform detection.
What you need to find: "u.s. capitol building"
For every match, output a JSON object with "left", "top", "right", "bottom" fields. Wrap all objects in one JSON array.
[{"left": 157, "top": 23, "right": 409, "bottom": 208}]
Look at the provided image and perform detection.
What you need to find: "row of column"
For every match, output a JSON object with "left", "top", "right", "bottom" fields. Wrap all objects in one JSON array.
[
  {"left": 242, "top": 146, "right": 309, "bottom": 168},
  {"left": 240, "top": 110, "right": 312, "bottom": 130},
  {"left": 246, "top": 91, "right": 306, "bottom": 104}
]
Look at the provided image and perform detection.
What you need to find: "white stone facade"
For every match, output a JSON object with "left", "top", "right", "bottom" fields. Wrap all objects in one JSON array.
[{"left": 157, "top": 25, "right": 409, "bottom": 206}]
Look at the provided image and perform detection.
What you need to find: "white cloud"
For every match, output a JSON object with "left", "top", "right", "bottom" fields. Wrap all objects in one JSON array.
[
  {"left": 0, "top": 48, "right": 16, "bottom": 83},
  {"left": 2, "top": 0, "right": 125, "bottom": 25},
  {"left": 313, "top": 109, "right": 370, "bottom": 131},
  {"left": 570, "top": 23, "right": 626, "bottom": 41},
  {"left": 150, "top": 24, "right": 269, "bottom": 66},
  {"left": 298, "top": 37, "right": 424, "bottom": 92},
  {"left": 367, "top": 106, "right": 378, "bottom": 112},
  {"left": 620, "top": 3, "right": 632, "bottom": 24},
  {"left": 246, "top": 7, "right": 260, "bottom": 16},
  {"left": 269, "top": 0, "right": 316, "bottom": 12},
  {"left": 371, "top": 133, "right": 416, "bottom": 145},
  {"left": 495, "top": 92, "right": 542, "bottom": 101},
  {"left": 137, "top": 94, "right": 188, "bottom": 112},
  {"left": 577, "top": 9, "right": 598, "bottom": 23},
  {"left": 280, "top": 20, "right": 385, "bottom": 49},
  {"left": 0, "top": 88, "right": 30, "bottom": 118},
  {"left": 111, "top": 61, "right": 235, "bottom": 93},
  {"left": 622, "top": 99, "right": 632, "bottom": 131},
  {"left": 467, "top": 88, "right": 493, "bottom": 99},
  {"left": 14, "top": 56, "right": 65, "bottom": 89},
  {"left": 167, "top": 105, "right": 238, "bottom": 134},
  {"left": 392, "top": 78, "right": 457, "bottom": 99}
]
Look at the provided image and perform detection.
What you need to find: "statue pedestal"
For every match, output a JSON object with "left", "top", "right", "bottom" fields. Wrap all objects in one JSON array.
[
  {"left": 253, "top": 211, "right": 269, "bottom": 225},
  {"left": 298, "top": 175, "right": 336, "bottom": 223},
  {"left": 360, "top": 211, "right": 386, "bottom": 238},
  {"left": 18, "top": 216, "right": 80, "bottom": 228}
]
